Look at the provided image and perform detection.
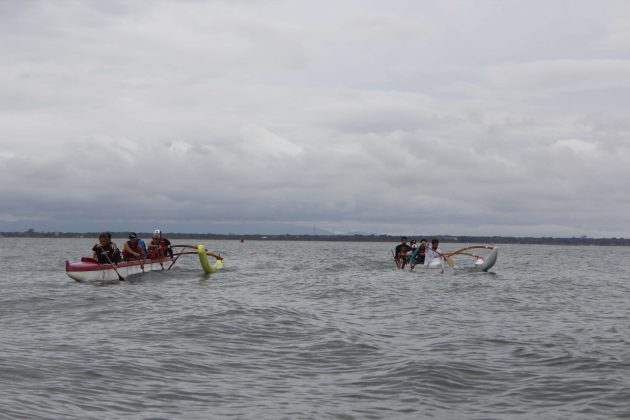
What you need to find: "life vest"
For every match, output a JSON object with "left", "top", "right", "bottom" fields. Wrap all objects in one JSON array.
[
  {"left": 94, "top": 243, "right": 121, "bottom": 264},
  {"left": 123, "top": 240, "right": 144, "bottom": 258},
  {"left": 148, "top": 237, "right": 171, "bottom": 258},
  {"left": 149, "top": 238, "right": 169, "bottom": 250}
]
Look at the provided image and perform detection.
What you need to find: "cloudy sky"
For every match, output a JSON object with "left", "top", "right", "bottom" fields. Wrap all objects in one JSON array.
[{"left": 1, "top": 0, "right": 629, "bottom": 237}]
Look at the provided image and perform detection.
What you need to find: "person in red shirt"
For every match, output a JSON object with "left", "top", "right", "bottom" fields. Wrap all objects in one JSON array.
[{"left": 147, "top": 229, "right": 173, "bottom": 259}]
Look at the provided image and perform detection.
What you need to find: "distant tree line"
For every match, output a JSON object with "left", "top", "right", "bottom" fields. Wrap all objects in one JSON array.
[{"left": 1, "top": 230, "right": 629, "bottom": 246}]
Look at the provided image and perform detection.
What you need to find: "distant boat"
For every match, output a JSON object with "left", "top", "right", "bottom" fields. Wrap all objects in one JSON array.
[{"left": 404, "top": 245, "right": 498, "bottom": 272}]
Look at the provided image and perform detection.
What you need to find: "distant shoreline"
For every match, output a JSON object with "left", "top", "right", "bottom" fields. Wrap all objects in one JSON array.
[{"left": 1, "top": 231, "right": 629, "bottom": 246}]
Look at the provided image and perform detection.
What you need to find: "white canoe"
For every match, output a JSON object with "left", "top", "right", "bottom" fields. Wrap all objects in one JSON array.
[{"left": 408, "top": 245, "right": 498, "bottom": 272}]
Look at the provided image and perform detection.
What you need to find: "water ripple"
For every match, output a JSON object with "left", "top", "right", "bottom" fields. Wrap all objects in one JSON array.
[{"left": 1, "top": 240, "right": 630, "bottom": 418}]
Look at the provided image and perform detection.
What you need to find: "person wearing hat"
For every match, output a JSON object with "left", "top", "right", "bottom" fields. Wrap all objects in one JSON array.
[
  {"left": 123, "top": 232, "right": 146, "bottom": 260},
  {"left": 147, "top": 229, "right": 173, "bottom": 259}
]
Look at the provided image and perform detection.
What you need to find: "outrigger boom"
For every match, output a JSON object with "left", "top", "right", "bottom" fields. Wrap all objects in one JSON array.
[{"left": 445, "top": 245, "right": 498, "bottom": 271}]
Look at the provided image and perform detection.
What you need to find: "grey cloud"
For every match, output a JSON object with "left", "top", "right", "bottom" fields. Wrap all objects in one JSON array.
[{"left": 1, "top": 0, "right": 630, "bottom": 236}]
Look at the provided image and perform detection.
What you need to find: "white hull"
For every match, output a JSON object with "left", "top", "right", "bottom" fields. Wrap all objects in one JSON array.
[
  {"left": 474, "top": 247, "right": 498, "bottom": 271},
  {"left": 66, "top": 257, "right": 175, "bottom": 282},
  {"left": 407, "top": 245, "right": 498, "bottom": 272}
]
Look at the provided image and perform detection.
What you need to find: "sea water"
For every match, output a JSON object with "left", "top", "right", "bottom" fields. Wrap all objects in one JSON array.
[{"left": 1, "top": 238, "right": 629, "bottom": 419}]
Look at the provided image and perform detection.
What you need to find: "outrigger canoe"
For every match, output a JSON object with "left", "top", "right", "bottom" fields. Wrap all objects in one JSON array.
[
  {"left": 66, "top": 244, "right": 223, "bottom": 282},
  {"left": 405, "top": 244, "right": 498, "bottom": 272}
]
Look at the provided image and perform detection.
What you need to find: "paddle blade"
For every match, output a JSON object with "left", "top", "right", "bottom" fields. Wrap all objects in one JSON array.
[{"left": 444, "top": 255, "right": 455, "bottom": 268}]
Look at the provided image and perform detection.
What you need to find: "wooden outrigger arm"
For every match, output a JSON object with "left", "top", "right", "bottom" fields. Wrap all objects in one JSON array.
[{"left": 445, "top": 245, "right": 496, "bottom": 258}]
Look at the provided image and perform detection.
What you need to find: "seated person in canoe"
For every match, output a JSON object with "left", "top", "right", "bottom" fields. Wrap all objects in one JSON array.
[
  {"left": 410, "top": 239, "right": 428, "bottom": 270},
  {"left": 394, "top": 236, "right": 413, "bottom": 269},
  {"left": 92, "top": 232, "right": 122, "bottom": 264},
  {"left": 123, "top": 232, "right": 146, "bottom": 260},
  {"left": 424, "top": 239, "right": 444, "bottom": 267},
  {"left": 147, "top": 229, "right": 174, "bottom": 259}
]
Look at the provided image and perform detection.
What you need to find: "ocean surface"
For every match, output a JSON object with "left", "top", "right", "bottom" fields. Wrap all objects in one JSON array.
[{"left": 1, "top": 238, "right": 629, "bottom": 419}]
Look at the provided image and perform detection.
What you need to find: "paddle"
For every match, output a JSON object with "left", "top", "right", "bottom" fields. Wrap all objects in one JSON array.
[
  {"left": 166, "top": 244, "right": 200, "bottom": 270},
  {"left": 443, "top": 252, "right": 455, "bottom": 268},
  {"left": 99, "top": 245, "right": 125, "bottom": 281},
  {"left": 427, "top": 247, "right": 455, "bottom": 268},
  {"left": 167, "top": 251, "right": 186, "bottom": 270},
  {"left": 391, "top": 249, "right": 399, "bottom": 268},
  {"left": 140, "top": 254, "right": 145, "bottom": 272}
]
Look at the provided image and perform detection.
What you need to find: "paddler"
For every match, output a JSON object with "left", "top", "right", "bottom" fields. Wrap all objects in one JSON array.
[
  {"left": 409, "top": 239, "right": 428, "bottom": 270},
  {"left": 148, "top": 229, "right": 173, "bottom": 259},
  {"left": 92, "top": 232, "right": 122, "bottom": 264},
  {"left": 122, "top": 232, "right": 146, "bottom": 260},
  {"left": 424, "top": 239, "right": 444, "bottom": 267},
  {"left": 394, "top": 236, "right": 412, "bottom": 269}
]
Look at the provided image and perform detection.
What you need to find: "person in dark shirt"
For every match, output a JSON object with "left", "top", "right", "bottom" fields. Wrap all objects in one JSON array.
[
  {"left": 92, "top": 232, "right": 122, "bottom": 264},
  {"left": 394, "top": 236, "right": 412, "bottom": 269}
]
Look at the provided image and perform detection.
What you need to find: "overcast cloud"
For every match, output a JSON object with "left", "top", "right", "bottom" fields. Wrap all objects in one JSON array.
[{"left": 1, "top": 0, "right": 629, "bottom": 237}]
